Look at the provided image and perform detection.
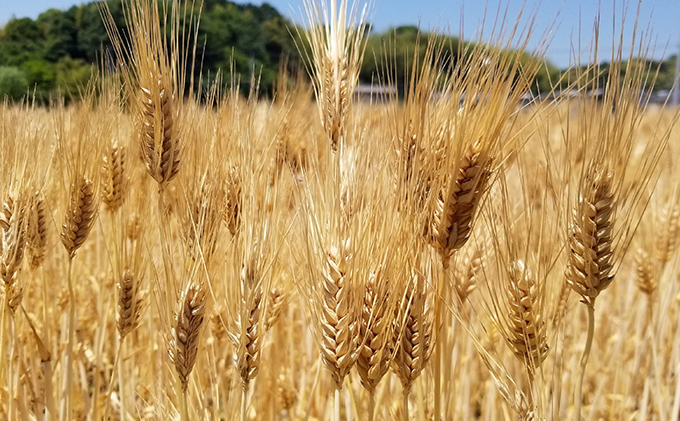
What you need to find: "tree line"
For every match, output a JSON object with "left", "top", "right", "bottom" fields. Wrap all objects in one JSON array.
[{"left": 0, "top": 0, "right": 675, "bottom": 102}]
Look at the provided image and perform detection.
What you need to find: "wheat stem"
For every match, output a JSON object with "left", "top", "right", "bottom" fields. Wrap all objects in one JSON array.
[
  {"left": 434, "top": 261, "right": 448, "bottom": 421},
  {"left": 103, "top": 343, "right": 122, "bottom": 420},
  {"left": 0, "top": 292, "right": 6, "bottom": 408},
  {"left": 334, "top": 387, "right": 341, "bottom": 421},
  {"left": 368, "top": 392, "right": 375, "bottom": 421},
  {"left": 181, "top": 389, "right": 189, "bottom": 421},
  {"left": 240, "top": 384, "right": 249, "bottom": 421},
  {"left": 119, "top": 339, "right": 126, "bottom": 421},
  {"left": 8, "top": 315, "right": 15, "bottom": 419},
  {"left": 41, "top": 265, "right": 50, "bottom": 349},
  {"left": 24, "top": 300, "right": 55, "bottom": 421},
  {"left": 44, "top": 353, "right": 55, "bottom": 421},
  {"left": 575, "top": 299, "right": 595, "bottom": 421},
  {"left": 64, "top": 257, "right": 75, "bottom": 421},
  {"left": 403, "top": 389, "right": 410, "bottom": 421}
]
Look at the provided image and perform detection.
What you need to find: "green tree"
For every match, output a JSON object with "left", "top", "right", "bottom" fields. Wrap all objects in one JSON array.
[
  {"left": 22, "top": 59, "right": 56, "bottom": 101},
  {"left": 75, "top": 2, "right": 118, "bottom": 63},
  {"left": 37, "top": 9, "right": 79, "bottom": 61},
  {"left": 56, "top": 57, "right": 94, "bottom": 99},
  {"left": 0, "top": 18, "right": 45, "bottom": 66},
  {"left": 0, "top": 66, "right": 28, "bottom": 100}
]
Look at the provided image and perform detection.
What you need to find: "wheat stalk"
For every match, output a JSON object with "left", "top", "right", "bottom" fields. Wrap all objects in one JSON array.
[
  {"left": 225, "top": 165, "right": 242, "bottom": 237},
  {"left": 565, "top": 166, "right": 616, "bottom": 420},
  {"left": 234, "top": 249, "right": 268, "bottom": 397},
  {"left": 300, "top": 0, "right": 370, "bottom": 153},
  {"left": 99, "top": 0, "right": 194, "bottom": 192}
]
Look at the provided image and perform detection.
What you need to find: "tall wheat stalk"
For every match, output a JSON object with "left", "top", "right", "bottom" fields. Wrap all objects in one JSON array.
[{"left": 563, "top": 10, "right": 671, "bottom": 418}]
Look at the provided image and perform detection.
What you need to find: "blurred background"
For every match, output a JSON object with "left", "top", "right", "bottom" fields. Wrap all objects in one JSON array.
[{"left": 0, "top": 0, "right": 678, "bottom": 101}]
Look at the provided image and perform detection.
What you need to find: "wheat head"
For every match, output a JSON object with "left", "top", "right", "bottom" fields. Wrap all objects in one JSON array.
[
  {"left": 319, "top": 242, "right": 361, "bottom": 389},
  {"left": 1, "top": 194, "right": 26, "bottom": 313},
  {"left": 117, "top": 268, "right": 147, "bottom": 340},
  {"left": 102, "top": 142, "right": 128, "bottom": 212},
  {"left": 565, "top": 169, "right": 614, "bottom": 302},
  {"left": 26, "top": 190, "right": 47, "bottom": 270},
  {"left": 356, "top": 267, "right": 394, "bottom": 395},
  {"left": 505, "top": 260, "right": 549, "bottom": 377},
  {"left": 236, "top": 286, "right": 263, "bottom": 388},
  {"left": 170, "top": 280, "right": 207, "bottom": 392},
  {"left": 60, "top": 176, "right": 98, "bottom": 259},
  {"left": 431, "top": 142, "right": 492, "bottom": 264},
  {"left": 393, "top": 266, "right": 434, "bottom": 395}
]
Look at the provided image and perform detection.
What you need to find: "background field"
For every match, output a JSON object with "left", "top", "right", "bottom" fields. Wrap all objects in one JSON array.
[{"left": 1, "top": 1, "right": 680, "bottom": 421}]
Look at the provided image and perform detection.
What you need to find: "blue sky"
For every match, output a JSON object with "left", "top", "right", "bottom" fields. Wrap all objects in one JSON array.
[{"left": 1, "top": 0, "right": 678, "bottom": 68}]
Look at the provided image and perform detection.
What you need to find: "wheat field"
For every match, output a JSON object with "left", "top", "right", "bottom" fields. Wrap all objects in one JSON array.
[{"left": 1, "top": 0, "right": 680, "bottom": 420}]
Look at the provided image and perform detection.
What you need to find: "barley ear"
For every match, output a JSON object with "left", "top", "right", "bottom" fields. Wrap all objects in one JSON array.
[
  {"left": 300, "top": 0, "right": 370, "bottom": 153},
  {"left": 185, "top": 178, "right": 221, "bottom": 263}
]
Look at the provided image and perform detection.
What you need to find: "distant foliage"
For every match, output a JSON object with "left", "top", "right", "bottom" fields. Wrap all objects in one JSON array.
[
  {"left": 0, "top": 66, "right": 28, "bottom": 99},
  {"left": 0, "top": 0, "right": 298, "bottom": 101},
  {"left": 1, "top": 0, "right": 671, "bottom": 102}
]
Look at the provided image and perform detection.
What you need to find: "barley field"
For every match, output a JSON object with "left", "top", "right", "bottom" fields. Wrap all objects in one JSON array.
[{"left": 1, "top": 0, "right": 679, "bottom": 420}]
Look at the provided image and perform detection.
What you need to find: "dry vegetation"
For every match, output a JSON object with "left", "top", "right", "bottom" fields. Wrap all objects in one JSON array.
[{"left": 1, "top": 0, "right": 679, "bottom": 420}]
